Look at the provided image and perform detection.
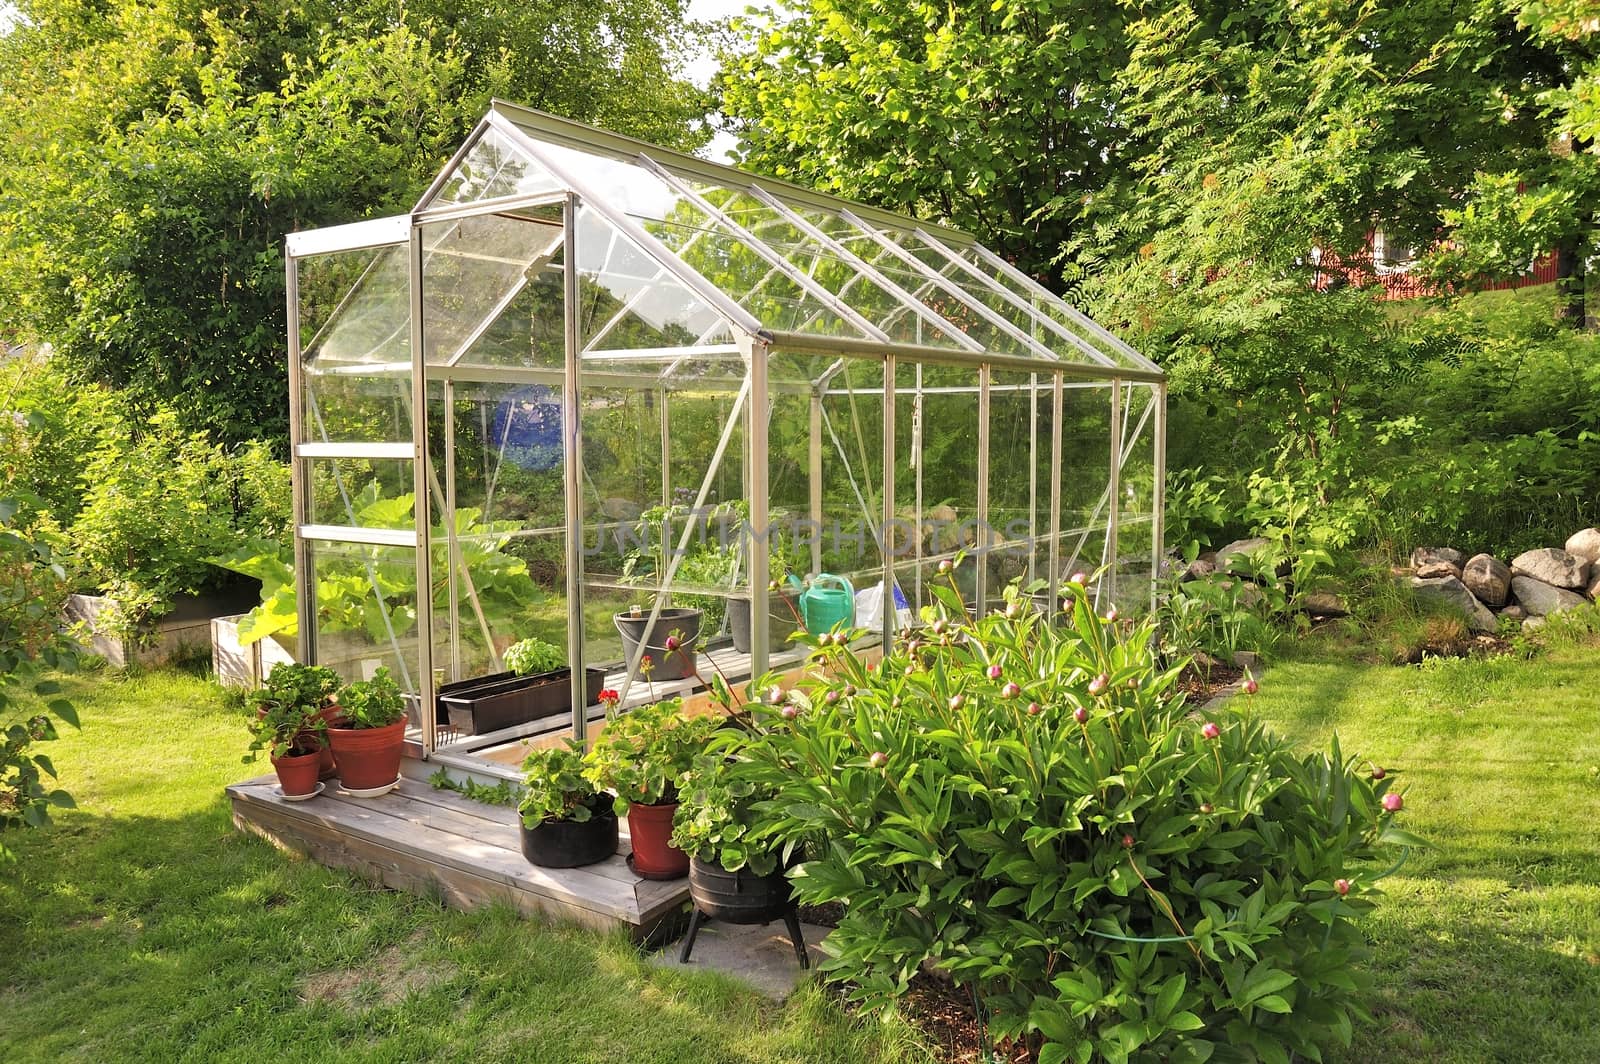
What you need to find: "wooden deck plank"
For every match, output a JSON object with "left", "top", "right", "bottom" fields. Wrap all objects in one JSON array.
[{"left": 229, "top": 781, "right": 642, "bottom": 921}]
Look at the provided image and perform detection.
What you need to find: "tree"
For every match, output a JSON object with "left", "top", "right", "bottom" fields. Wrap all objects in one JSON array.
[{"left": 0, "top": 0, "right": 708, "bottom": 446}]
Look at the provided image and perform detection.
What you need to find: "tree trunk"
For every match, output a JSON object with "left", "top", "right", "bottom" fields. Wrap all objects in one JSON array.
[{"left": 1555, "top": 240, "right": 1585, "bottom": 327}]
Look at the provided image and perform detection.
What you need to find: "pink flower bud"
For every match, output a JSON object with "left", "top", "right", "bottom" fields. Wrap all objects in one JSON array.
[
  {"left": 1104, "top": 607, "right": 1118, "bottom": 623},
  {"left": 1002, "top": 682, "right": 1022, "bottom": 699},
  {"left": 1073, "top": 706, "right": 1089, "bottom": 724},
  {"left": 938, "top": 558, "right": 955, "bottom": 574},
  {"left": 1004, "top": 602, "right": 1020, "bottom": 619},
  {"left": 1371, "top": 766, "right": 1386, "bottom": 781},
  {"left": 1070, "top": 571, "right": 1088, "bottom": 585},
  {"left": 987, "top": 664, "right": 1003, "bottom": 680},
  {"left": 1243, "top": 676, "right": 1259, "bottom": 696},
  {"left": 1382, "top": 792, "right": 1403, "bottom": 813},
  {"left": 664, "top": 635, "right": 679, "bottom": 651},
  {"left": 1088, "top": 674, "right": 1108, "bottom": 696},
  {"left": 1199, "top": 803, "right": 1213, "bottom": 814},
  {"left": 1027, "top": 701, "right": 1042, "bottom": 716},
  {"left": 844, "top": 684, "right": 857, "bottom": 697},
  {"left": 1121, "top": 834, "right": 1135, "bottom": 849},
  {"left": 948, "top": 694, "right": 965, "bottom": 710},
  {"left": 1335, "top": 878, "right": 1351, "bottom": 896},
  {"left": 1126, "top": 677, "right": 1140, "bottom": 690},
  {"left": 1201, "top": 721, "right": 1221, "bottom": 740},
  {"left": 825, "top": 689, "right": 840, "bottom": 704},
  {"left": 868, "top": 751, "right": 888, "bottom": 770},
  {"left": 765, "top": 685, "right": 784, "bottom": 704},
  {"left": 780, "top": 705, "right": 799, "bottom": 721}
]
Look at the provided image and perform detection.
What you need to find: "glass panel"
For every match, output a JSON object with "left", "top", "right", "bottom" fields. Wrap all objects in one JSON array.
[
  {"left": 421, "top": 213, "right": 564, "bottom": 366},
  {"left": 429, "top": 126, "right": 564, "bottom": 206},
  {"left": 896, "top": 363, "right": 981, "bottom": 615},
  {"left": 426, "top": 378, "right": 563, "bottom": 692},
  {"left": 1059, "top": 382, "right": 1116, "bottom": 598},
  {"left": 769, "top": 352, "right": 885, "bottom": 606},
  {"left": 298, "top": 246, "right": 412, "bottom": 443},
  {"left": 306, "top": 540, "right": 420, "bottom": 693},
  {"left": 574, "top": 206, "right": 736, "bottom": 352},
  {"left": 986, "top": 371, "right": 1044, "bottom": 612},
  {"left": 1113, "top": 383, "right": 1159, "bottom": 614},
  {"left": 307, "top": 458, "right": 415, "bottom": 528}
]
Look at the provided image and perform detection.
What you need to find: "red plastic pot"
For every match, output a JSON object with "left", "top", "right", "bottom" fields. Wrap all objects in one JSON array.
[
  {"left": 626, "top": 801, "right": 688, "bottom": 880},
  {"left": 271, "top": 749, "right": 322, "bottom": 797},
  {"left": 326, "top": 719, "right": 406, "bottom": 791}
]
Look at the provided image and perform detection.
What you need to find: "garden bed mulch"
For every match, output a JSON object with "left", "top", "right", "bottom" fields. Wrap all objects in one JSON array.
[{"left": 1174, "top": 661, "right": 1243, "bottom": 704}]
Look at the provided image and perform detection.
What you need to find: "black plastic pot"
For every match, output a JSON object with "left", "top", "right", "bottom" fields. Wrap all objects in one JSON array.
[
  {"left": 687, "top": 856, "right": 793, "bottom": 923},
  {"left": 436, "top": 667, "right": 607, "bottom": 737},
  {"left": 726, "top": 592, "right": 801, "bottom": 655},
  {"left": 613, "top": 608, "right": 702, "bottom": 681},
  {"left": 519, "top": 805, "right": 619, "bottom": 868}
]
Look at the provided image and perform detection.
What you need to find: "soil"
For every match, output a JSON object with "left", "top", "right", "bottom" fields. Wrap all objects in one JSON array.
[
  {"left": 898, "top": 973, "right": 1031, "bottom": 1063},
  {"left": 1172, "top": 661, "right": 1243, "bottom": 703}
]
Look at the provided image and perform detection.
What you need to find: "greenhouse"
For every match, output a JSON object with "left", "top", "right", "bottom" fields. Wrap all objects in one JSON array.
[{"left": 285, "top": 101, "right": 1166, "bottom": 770}]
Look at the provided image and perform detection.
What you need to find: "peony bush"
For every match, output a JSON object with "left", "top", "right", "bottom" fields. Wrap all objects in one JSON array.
[{"left": 739, "top": 563, "right": 1417, "bottom": 1064}]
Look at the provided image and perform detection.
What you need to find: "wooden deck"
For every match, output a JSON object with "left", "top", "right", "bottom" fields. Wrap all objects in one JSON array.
[{"left": 228, "top": 756, "right": 689, "bottom": 942}]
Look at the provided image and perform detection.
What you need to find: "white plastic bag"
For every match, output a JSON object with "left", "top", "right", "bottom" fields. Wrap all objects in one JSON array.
[{"left": 854, "top": 582, "right": 912, "bottom": 631}]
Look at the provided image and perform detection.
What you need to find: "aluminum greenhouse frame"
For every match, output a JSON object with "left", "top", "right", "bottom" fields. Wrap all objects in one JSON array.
[{"left": 284, "top": 101, "right": 1166, "bottom": 764}]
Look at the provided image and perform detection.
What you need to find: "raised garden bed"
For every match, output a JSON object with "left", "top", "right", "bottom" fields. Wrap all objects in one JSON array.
[{"left": 436, "top": 667, "right": 608, "bottom": 736}]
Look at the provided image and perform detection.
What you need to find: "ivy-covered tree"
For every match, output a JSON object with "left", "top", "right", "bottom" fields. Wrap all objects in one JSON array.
[{"left": 0, "top": 0, "right": 708, "bottom": 446}]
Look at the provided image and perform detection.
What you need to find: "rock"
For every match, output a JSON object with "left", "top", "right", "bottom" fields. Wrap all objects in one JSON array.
[
  {"left": 1410, "top": 575, "right": 1497, "bottom": 633},
  {"left": 1410, "top": 546, "right": 1465, "bottom": 571},
  {"left": 1509, "top": 574, "right": 1588, "bottom": 616},
  {"left": 1231, "top": 650, "right": 1261, "bottom": 672},
  {"left": 1182, "top": 553, "right": 1218, "bottom": 582},
  {"left": 1565, "top": 527, "right": 1600, "bottom": 565},
  {"left": 1499, "top": 604, "right": 1527, "bottom": 621},
  {"left": 1215, "top": 537, "right": 1269, "bottom": 574},
  {"left": 1510, "top": 547, "right": 1590, "bottom": 591},
  {"left": 1462, "top": 553, "right": 1512, "bottom": 607},
  {"left": 1523, "top": 615, "right": 1547, "bottom": 631},
  {"left": 1216, "top": 579, "right": 1264, "bottom": 610},
  {"left": 1300, "top": 591, "right": 1349, "bottom": 617},
  {"left": 1589, "top": 569, "right": 1600, "bottom": 602},
  {"left": 1416, "top": 561, "right": 1463, "bottom": 581}
]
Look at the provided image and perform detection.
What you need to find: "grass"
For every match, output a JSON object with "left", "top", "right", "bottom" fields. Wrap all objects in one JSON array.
[
  {"left": 1248, "top": 633, "right": 1600, "bottom": 1062},
  {"left": 0, "top": 667, "right": 924, "bottom": 1064},
  {"left": 6, "top": 631, "right": 1600, "bottom": 1062}
]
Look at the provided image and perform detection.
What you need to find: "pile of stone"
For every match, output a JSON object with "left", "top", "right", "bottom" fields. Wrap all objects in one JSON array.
[{"left": 1410, "top": 527, "right": 1600, "bottom": 632}]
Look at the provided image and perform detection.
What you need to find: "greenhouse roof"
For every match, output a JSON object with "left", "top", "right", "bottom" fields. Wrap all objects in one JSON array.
[{"left": 400, "top": 102, "right": 1161, "bottom": 382}]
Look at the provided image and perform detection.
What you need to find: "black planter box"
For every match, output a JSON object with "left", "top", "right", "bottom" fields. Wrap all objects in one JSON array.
[{"left": 436, "top": 667, "right": 608, "bottom": 736}]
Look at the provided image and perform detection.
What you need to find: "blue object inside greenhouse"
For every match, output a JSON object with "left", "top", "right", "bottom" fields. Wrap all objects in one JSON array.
[{"left": 492, "top": 386, "right": 563, "bottom": 470}]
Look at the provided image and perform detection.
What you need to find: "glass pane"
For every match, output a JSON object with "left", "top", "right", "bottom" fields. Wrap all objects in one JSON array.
[
  {"left": 986, "top": 371, "right": 1044, "bottom": 611},
  {"left": 574, "top": 206, "right": 735, "bottom": 352},
  {"left": 421, "top": 213, "right": 564, "bottom": 366},
  {"left": 426, "top": 378, "right": 562, "bottom": 693},
  {"left": 894, "top": 363, "right": 981, "bottom": 615},
  {"left": 307, "top": 458, "right": 415, "bottom": 528},
  {"left": 298, "top": 246, "right": 412, "bottom": 443},
  {"left": 306, "top": 540, "right": 420, "bottom": 694},
  {"left": 1059, "top": 382, "right": 1115, "bottom": 600},
  {"left": 1113, "top": 383, "right": 1159, "bottom": 614},
  {"left": 429, "top": 126, "right": 564, "bottom": 206}
]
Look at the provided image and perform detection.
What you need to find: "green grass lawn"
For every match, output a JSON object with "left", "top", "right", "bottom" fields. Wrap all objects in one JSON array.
[
  {"left": 0, "top": 668, "right": 924, "bottom": 1064},
  {"left": 5, "top": 635, "right": 1599, "bottom": 1063},
  {"left": 1248, "top": 637, "right": 1600, "bottom": 1062}
]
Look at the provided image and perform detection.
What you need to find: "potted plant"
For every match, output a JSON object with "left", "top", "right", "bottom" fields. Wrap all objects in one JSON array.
[
  {"left": 518, "top": 741, "right": 619, "bottom": 868},
  {"left": 245, "top": 699, "right": 328, "bottom": 799},
  {"left": 582, "top": 698, "right": 720, "bottom": 879},
  {"left": 246, "top": 663, "right": 341, "bottom": 780},
  {"left": 327, "top": 667, "right": 407, "bottom": 794},
  {"left": 671, "top": 742, "right": 808, "bottom": 967},
  {"left": 435, "top": 637, "right": 609, "bottom": 736},
  {"left": 613, "top": 607, "right": 703, "bottom": 681}
]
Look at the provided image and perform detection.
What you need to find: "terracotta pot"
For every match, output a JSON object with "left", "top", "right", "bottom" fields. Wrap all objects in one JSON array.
[
  {"left": 626, "top": 800, "right": 688, "bottom": 880},
  {"left": 315, "top": 704, "right": 342, "bottom": 779},
  {"left": 271, "top": 749, "right": 322, "bottom": 797},
  {"left": 326, "top": 718, "right": 406, "bottom": 791}
]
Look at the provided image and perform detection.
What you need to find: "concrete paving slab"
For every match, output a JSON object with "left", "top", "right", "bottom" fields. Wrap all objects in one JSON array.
[{"left": 651, "top": 919, "right": 828, "bottom": 1000}]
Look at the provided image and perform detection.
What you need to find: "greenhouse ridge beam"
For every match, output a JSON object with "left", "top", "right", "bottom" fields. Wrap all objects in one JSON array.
[
  {"left": 489, "top": 100, "right": 978, "bottom": 248},
  {"left": 765, "top": 330, "right": 1165, "bottom": 384}
]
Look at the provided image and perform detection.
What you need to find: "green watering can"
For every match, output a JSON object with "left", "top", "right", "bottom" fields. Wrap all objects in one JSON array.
[{"left": 799, "top": 573, "right": 855, "bottom": 636}]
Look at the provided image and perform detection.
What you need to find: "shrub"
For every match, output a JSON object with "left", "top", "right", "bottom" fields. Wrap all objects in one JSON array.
[
  {"left": 671, "top": 735, "right": 778, "bottom": 875},
  {"left": 740, "top": 565, "right": 1416, "bottom": 1063}
]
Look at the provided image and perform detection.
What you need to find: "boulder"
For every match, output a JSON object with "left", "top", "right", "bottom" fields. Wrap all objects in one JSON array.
[
  {"left": 1565, "top": 527, "right": 1600, "bottom": 566},
  {"left": 1217, "top": 579, "right": 1265, "bottom": 611},
  {"left": 1510, "top": 574, "right": 1587, "bottom": 617},
  {"left": 1499, "top": 604, "right": 1527, "bottom": 621},
  {"left": 1589, "top": 569, "right": 1600, "bottom": 602},
  {"left": 1462, "top": 553, "right": 1511, "bottom": 607},
  {"left": 1182, "top": 552, "right": 1218, "bottom": 582},
  {"left": 1416, "top": 560, "right": 1463, "bottom": 581},
  {"left": 1215, "top": 537, "right": 1270, "bottom": 575},
  {"left": 1410, "top": 546, "right": 1465, "bottom": 571},
  {"left": 1300, "top": 591, "right": 1350, "bottom": 617},
  {"left": 1523, "top": 615, "right": 1547, "bottom": 632},
  {"left": 1510, "top": 547, "right": 1590, "bottom": 591},
  {"left": 1410, "top": 575, "right": 1496, "bottom": 633}
]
